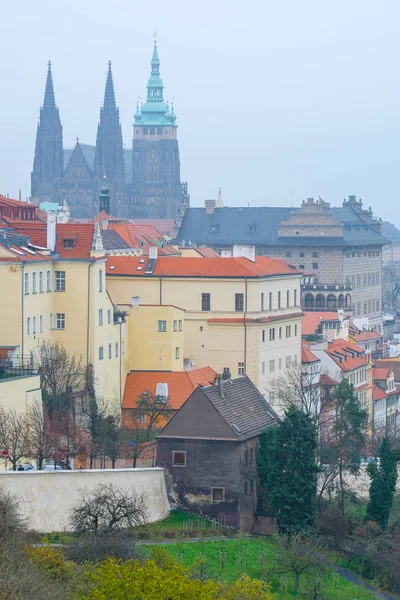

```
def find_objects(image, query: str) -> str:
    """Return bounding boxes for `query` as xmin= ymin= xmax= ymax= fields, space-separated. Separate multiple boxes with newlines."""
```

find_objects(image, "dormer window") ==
xmin=247 ymin=223 xmax=256 ymax=234
xmin=210 ymin=223 xmax=219 ymax=234
xmin=63 ymin=238 xmax=75 ymax=249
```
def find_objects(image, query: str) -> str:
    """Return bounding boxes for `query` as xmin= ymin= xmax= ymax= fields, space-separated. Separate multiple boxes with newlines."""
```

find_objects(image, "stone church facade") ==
xmin=31 ymin=44 xmax=189 ymax=221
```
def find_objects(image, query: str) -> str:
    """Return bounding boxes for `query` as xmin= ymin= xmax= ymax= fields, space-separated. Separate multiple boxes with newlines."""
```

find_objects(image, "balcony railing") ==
xmin=302 ymin=283 xmax=353 ymax=291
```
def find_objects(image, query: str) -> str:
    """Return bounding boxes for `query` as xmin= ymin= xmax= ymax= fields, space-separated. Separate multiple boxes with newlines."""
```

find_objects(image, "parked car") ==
xmin=41 ymin=464 xmax=62 ymax=471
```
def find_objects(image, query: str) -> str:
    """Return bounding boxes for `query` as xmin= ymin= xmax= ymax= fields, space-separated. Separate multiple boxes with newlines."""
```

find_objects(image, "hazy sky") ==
xmin=1 ymin=1 xmax=400 ymax=224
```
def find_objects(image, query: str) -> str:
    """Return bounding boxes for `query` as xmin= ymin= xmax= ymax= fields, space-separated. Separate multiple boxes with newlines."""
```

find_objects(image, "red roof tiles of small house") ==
xmin=301 ymin=345 xmax=320 ymax=363
xmin=106 ymin=255 xmax=299 ymax=278
xmin=320 ymin=373 xmax=338 ymax=386
xmin=5 ymin=219 xmax=48 ymax=247
xmin=372 ymin=368 xmax=391 ymax=380
xmin=350 ymin=329 xmax=381 ymax=342
xmin=376 ymin=359 xmax=400 ymax=382
xmin=194 ymin=247 xmax=220 ymax=258
xmin=122 ymin=367 xmax=217 ymax=410
xmin=302 ymin=311 xmax=340 ymax=336
xmin=0 ymin=346 xmax=17 ymax=361
xmin=373 ymin=384 xmax=387 ymax=401
xmin=326 ymin=339 xmax=368 ymax=372
xmin=55 ymin=223 xmax=95 ymax=259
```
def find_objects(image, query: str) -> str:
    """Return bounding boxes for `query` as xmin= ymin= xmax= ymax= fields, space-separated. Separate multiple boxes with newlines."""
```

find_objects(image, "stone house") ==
xmin=156 ymin=374 xmax=278 ymax=531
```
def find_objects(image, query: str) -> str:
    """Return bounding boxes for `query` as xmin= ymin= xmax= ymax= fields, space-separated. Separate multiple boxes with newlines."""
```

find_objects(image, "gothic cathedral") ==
xmin=31 ymin=42 xmax=190 ymax=222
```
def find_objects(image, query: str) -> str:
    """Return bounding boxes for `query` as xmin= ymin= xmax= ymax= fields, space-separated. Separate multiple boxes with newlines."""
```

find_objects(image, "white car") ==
xmin=42 ymin=464 xmax=62 ymax=471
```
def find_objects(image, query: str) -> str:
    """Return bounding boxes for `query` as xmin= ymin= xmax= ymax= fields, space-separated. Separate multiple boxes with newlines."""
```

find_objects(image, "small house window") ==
xmin=235 ymin=293 xmax=244 ymax=312
xmin=99 ymin=346 xmax=104 ymax=360
xmin=238 ymin=362 xmax=245 ymax=375
xmin=56 ymin=313 xmax=65 ymax=330
xmin=172 ymin=451 xmax=186 ymax=467
xmin=178 ymin=320 xmax=182 ymax=331
xmin=63 ymin=238 xmax=75 ymax=249
xmin=202 ymin=293 xmax=211 ymax=311
xmin=158 ymin=320 xmax=167 ymax=332
xmin=39 ymin=271 xmax=44 ymax=293
xmin=313 ymin=263 xmax=318 ymax=270
xmin=173 ymin=320 xmax=177 ymax=332
xmin=175 ymin=347 xmax=180 ymax=359
xmin=138 ymin=414 xmax=147 ymax=423
xmin=211 ymin=487 xmax=225 ymax=502
xmin=46 ymin=270 xmax=51 ymax=292
xmin=55 ymin=271 xmax=66 ymax=291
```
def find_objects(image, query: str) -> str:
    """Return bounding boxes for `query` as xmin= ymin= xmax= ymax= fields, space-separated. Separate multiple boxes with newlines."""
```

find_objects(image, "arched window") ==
xmin=338 ymin=294 xmax=345 ymax=308
xmin=304 ymin=294 xmax=314 ymax=309
xmin=327 ymin=294 xmax=337 ymax=310
xmin=316 ymin=294 xmax=325 ymax=309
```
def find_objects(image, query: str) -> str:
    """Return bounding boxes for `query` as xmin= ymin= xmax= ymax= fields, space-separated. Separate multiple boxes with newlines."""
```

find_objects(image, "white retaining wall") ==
xmin=0 ymin=467 xmax=169 ymax=532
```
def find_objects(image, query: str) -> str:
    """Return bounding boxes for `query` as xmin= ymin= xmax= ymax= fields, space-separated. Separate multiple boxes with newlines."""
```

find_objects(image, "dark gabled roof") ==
xmin=101 ymin=229 xmax=131 ymax=250
xmin=381 ymin=221 xmax=400 ymax=244
xmin=63 ymin=148 xmax=72 ymax=172
xmin=176 ymin=205 xmax=389 ymax=248
xmin=176 ymin=206 xmax=292 ymax=246
xmin=63 ymin=143 xmax=95 ymax=175
xmin=201 ymin=376 xmax=278 ymax=440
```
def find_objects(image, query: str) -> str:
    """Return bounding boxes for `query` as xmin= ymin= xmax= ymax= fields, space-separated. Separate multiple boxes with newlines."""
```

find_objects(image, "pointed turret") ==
xmin=31 ymin=62 xmax=63 ymax=203
xmin=216 ymin=187 xmax=224 ymax=208
xmin=43 ymin=61 xmax=57 ymax=113
xmin=147 ymin=41 xmax=164 ymax=102
xmin=103 ymin=61 xmax=117 ymax=114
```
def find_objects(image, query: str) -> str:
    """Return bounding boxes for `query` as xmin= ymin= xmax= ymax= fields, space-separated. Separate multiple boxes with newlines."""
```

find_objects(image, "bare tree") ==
xmin=69 ymin=483 xmax=148 ymax=535
xmin=28 ymin=400 xmax=55 ymax=469
xmin=121 ymin=423 xmax=154 ymax=468
xmin=383 ymin=260 xmax=400 ymax=310
xmin=136 ymin=392 xmax=173 ymax=439
xmin=51 ymin=411 xmax=85 ymax=469
xmin=0 ymin=408 xmax=30 ymax=470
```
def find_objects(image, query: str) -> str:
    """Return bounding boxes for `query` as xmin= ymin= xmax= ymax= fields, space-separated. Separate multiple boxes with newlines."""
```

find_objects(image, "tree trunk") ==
xmin=339 ymin=459 xmax=345 ymax=516
xmin=295 ymin=572 xmax=300 ymax=593
xmin=111 ymin=458 xmax=116 ymax=469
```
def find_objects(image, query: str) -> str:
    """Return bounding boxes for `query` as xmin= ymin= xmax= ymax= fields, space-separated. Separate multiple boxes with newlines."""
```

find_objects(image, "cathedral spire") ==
xmin=43 ymin=61 xmax=57 ymax=112
xmin=103 ymin=61 xmax=116 ymax=113
xmin=147 ymin=41 xmax=164 ymax=102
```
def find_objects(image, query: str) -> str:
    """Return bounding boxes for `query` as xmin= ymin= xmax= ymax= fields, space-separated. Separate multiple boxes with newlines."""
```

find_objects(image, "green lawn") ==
xmin=131 ymin=509 xmax=233 ymax=540
xmin=148 ymin=538 xmax=376 ymax=599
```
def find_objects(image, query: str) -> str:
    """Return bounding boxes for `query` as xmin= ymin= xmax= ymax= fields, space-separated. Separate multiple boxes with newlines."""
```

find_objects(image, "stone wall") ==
xmin=0 ymin=467 xmax=169 ymax=532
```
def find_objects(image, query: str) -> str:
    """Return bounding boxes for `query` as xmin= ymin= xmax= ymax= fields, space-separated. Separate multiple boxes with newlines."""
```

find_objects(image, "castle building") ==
xmin=31 ymin=43 xmax=189 ymax=222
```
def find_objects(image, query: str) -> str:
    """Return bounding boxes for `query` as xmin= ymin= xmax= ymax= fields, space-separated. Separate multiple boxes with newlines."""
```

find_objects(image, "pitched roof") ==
xmin=194 ymin=247 xmax=220 ymax=258
xmin=132 ymin=219 xmax=175 ymax=237
xmin=0 ymin=346 xmax=17 ymax=361
xmin=101 ymin=229 xmax=131 ymax=251
xmin=376 ymin=359 xmax=400 ymax=382
xmin=381 ymin=221 xmax=400 ymax=244
xmin=200 ymin=376 xmax=278 ymax=440
xmin=301 ymin=344 xmax=320 ymax=363
xmin=373 ymin=367 xmax=392 ymax=380
xmin=320 ymin=373 xmax=338 ymax=386
xmin=106 ymin=255 xmax=300 ymax=278
xmin=122 ymin=367 xmax=217 ymax=411
xmin=55 ymin=223 xmax=95 ymax=259
xmin=349 ymin=328 xmax=382 ymax=342
xmin=373 ymin=384 xmax=387 ymax=401
xmin=0 ymin=243 xmax=51 ymax=262
xmin=108 ymin=223 xmax=178 ymax=255
xmin=302 ymin=311 xmax=340 ymax=336
xmin=325 ymin=339 xmax=368 ymax=372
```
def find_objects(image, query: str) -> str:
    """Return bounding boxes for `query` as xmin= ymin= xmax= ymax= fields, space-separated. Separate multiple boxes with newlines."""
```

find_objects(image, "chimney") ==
xmin=205 ymin=199 xmax=216 ymax=215
xmin=213 ymin=374 xmax=225 ymax=398
xmin=46 ymin=210 xmax=56 ymax=251
xmin=232 ymin=245 xmax=255 ymax=262
xmin=149 ymin=246 xmax=158 ymax=260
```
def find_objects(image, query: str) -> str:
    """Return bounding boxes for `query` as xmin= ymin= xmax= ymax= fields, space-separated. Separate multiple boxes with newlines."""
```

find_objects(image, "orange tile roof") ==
xmin=132 ymin=219 xmax=175 ymax=236
xmin=0 ymin=346 xmax=17 ymax=361
xmin=326 ymin=339 xmax=368 ymax=371
xmin=122 ymin=367 xmax=217 ymax=410
xmin=301 ymin=344 xmax=319 ymax=363
xmin=350 ymin=330 xmax=381 ymax=342
xmin=373 ymin=384 xmax=387 ymax=401
xmin=106 ymin=255 xmax=299 ymax=278
xmin=302 ymin=311 xmax=340 ymax=336
xmin=0 ymin=195 xmax=34 ymax=208
xmin=373 ymin=368 xmax=391 ymax=380
xmin=376 ymin=359 xmax=400 ymax=382
xmin=194 ymin=247 xmax=220 ymax=258
xmin=320 ymin=373 xmax=338 ymax=386
xmin=0 ymin=244 xmax=51 ymax=262
xmin=55 ymin=223 xmax=95 ymax=259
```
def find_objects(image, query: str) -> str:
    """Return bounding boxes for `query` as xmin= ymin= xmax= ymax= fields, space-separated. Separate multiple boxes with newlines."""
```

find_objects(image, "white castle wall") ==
xmin=0 ymin=467 xmax=169 ymax=532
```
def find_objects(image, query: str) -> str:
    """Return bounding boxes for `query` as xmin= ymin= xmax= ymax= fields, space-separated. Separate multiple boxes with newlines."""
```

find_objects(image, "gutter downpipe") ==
xmin=21 ymin=263 xmax=25 ymax=360
xmin=244 ymin=278 xmax=248 ymax=372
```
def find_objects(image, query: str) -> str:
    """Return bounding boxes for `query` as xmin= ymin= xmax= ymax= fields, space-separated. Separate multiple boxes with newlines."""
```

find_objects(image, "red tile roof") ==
xmin=376 ymin=359 xmax=400 ymax=382
xmin=132 ymin=219 xmax=175 ymax=237
xmin=194 ymin=247 xmax=220 ymax=258
xmin=373 ymin=384 xmax=387 ymax=401
xmin=106 ymin=255 xmax=300 ymax=278
xmin=320 ymin=373 xmax=338 ymax=386
xmin=55 ymin=223 xmax=95 ymax=259
xmin=0 ymin=195 xmax=34 ymax=208
xmin=301 ymin=344 xmax=319 ymax=363
xmin=302 ymin=311 xmax=341 ymax=336
xmin=326 ymin=339 xmax=368 ymax=372
xmin=122 ymin=367 xmax=217 ymax=410
xmin=350 ymin=330 xmax=382 ymax=342
xmin=0 ymin=244 xmax=51 ymax=262
xmin=0 ymin=346 xmax=17 ymax=361
xmin=373 ymin=368 xmax=391 ymax=380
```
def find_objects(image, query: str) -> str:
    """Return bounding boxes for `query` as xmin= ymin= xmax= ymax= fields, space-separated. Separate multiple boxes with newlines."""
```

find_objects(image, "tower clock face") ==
xmin=147 ymin=152 xmax=158 ymax=165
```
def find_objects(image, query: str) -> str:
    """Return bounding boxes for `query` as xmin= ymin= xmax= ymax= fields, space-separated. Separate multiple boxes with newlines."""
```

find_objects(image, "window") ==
xmin=108 ymin=344 xmax=112 ymax=359
xmin=299 ymin=251 xmax=305 ymax=257
xmin=261 ymin=361 xmax=265 ymax=375
xmin=279 ymin=358 xmax=282 ymax=370
xmin=55 ymin=271 xmax=65 ymax=291
xmin=261 ymin=293 xmax=264 ymax=311
xmin=269 ymin=359 xmax=275 ymax=372
xmin=269 ymin=292 xmax=272 ymax=310
xmin=32 ymin=272 xmax=37 ymax=293
xmin=211 ymin=487 xmax=225 ymax=502
xmin=294 ymin=290 xmax=297 ymax=306
xmin=115 ymin=342 xmax=119 ymax=358
xmin=178 ymin=320 xmax=182 ymax=331
xmin=287 ymin=290 xmax=290 ymax=307
xmin=312 ymin=252 xmax=319 ymax=257
xmin=238 ymin=362 xmax=245 ymax=375
xmin=279 ymin=327 xmax=282 ymax=339
xmin=99 ymin=309 xmax=103 ymax=326
xmin=172 ymin=451 xmax=186 ymax=467
xmin=285 ymin=251 xmax=292 ymax=257
xmin=175 ymin=347 xmax=180 ymax=359
xmin=313 ymin=263 xmax=318 ymax=269
xmin=39 ymin=315 xmax=43 ymax=333
xmin=108 ymin=309 xmax=111 ymax=324
xmin=27 ymin=317 xmax=31 ymax=336
xmin=173 ymin=320 xmax=177 ymax=332
xmin=286 ymin=325 xmax=291 ymax=338
xmin=269 ymin=328 xmax=275 ymax=341
xmin=56 ymin=313 xmax=65 ymax=330
xmin=235 ymin=293 xmax=244 ymax=312
xmin=33 ymin=316 xmax=36 ymax=335
xmin=50 ymin=313 xmax=53 ymax=330
xmin=299 ymin=264 xmax=305 ymax=270
xmin=99 ymin=346 xmax=104 ymax=360
xmin=46 ymin=270 xmax=51 ymax=292
xmin=262 ymin=329 xmax=265 ymax=343
xmin=286 ymin=356 xmax=291 ymax=368
xmin=143 ymin=127 xmax=148 ymax=134
xmin=138 ymin=414 xmax=147 ymax=423
xmin=201 ymin=293 xmax=211 ymax=311
xmin=158 ymin=320 xmax=167 ymax=332
xmin=278 ymin=291 xmax=281 ymax=308
xmin=157 ymin=127 xmax=162 ymax=135
xmin=294 ymin=324 xmax=298 ymax=336
xmin=24 ymin=272 xmax=29 ymax=294
xmin=39 ymin=271 xmax=44 ymax=293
